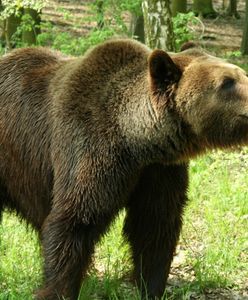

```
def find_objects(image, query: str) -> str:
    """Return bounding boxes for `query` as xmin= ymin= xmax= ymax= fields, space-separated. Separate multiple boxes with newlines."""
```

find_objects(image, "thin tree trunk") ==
xmin=241 ymin=0 xmax=248 ymax=55
xmin=95 ymin=0 xmax=104 ymax=29
xmin=227 ymin=0 xmax=240 ymax=18
xmin=142 ymin=0 xmax=176 ymax=51
xmin=193 ymin=0 xmax=217 ymax=18
xmin=130 ymin=13 xmax=145 ymax=43
xmin=5 ymin=12 xmax=22 ymax=49
xmin=22 ymin=8 xmax=41 ymax=45
xmin=171 ymin=0 xmax=187 ymax=17
xmin=0 ymin=0 xmax=5 ymax=44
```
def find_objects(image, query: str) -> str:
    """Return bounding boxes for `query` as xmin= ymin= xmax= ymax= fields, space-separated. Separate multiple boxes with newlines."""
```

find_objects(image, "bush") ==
xmin=173 ymin=12 xmax=200 ymax=52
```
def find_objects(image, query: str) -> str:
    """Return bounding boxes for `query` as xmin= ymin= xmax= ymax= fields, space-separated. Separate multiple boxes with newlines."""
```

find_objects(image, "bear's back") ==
xmin=0 ymin=47 xmax=62 ymax=148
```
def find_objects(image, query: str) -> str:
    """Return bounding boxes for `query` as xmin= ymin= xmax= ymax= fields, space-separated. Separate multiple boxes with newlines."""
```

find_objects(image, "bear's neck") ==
xmin=116 ymin=78 xmax=204 ymax=166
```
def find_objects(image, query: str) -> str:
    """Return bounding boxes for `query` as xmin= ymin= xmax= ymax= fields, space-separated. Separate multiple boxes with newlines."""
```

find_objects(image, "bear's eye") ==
xmin=220 ymin=77 xmax=235 ymax=90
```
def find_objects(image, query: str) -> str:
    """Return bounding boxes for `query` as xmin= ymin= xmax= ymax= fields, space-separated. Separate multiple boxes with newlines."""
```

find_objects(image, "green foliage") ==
xmin=223 ymin=51 xmax=248 ymax=73
xmin=88 ymin=0 xmax=126 ymax=34
xmin=37 ymin=21 xmax=116 ymax=56
xmin=0 ymin=1 xmax=44 ymax=48
xmin=0 ymin=0 xmax=45 ymax=19
xmin=56 ymin=7 xmax=73 ymax=21
xmin=109 ymin=0 xmax=142 ymax=16
xmin=89 ymin=0 xmax=142 ymax=36
xmin=20 ymin=14 xmax=34 ymax=32
xmin=93 ymin=0 xmax=142 ymax=19
xmin=37 ymin=0 xmax=142 ymax=56
xmin=173 ymin=12 xmax=199 ymax=52
xmin=225 ymin=50 xmax=242 ymax=58
xmin=11 ymin=13 xmax=38 ymax=47
xmin=120 ymin=0 xmax=142 ymax=14
xmin=0 ymin=0 xmax=142 ymax=55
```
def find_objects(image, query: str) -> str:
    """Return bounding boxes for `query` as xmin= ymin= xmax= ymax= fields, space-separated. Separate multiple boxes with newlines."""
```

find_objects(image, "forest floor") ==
xmin=191 ymin=0 xmax=245 ymax=54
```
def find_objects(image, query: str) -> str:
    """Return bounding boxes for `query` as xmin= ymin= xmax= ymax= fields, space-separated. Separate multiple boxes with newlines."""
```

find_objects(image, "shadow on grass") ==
xmin=78 ymin=273 xmax=247 ymax=300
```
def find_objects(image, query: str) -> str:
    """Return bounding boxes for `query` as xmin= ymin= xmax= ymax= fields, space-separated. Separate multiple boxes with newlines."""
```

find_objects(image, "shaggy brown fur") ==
xmin=1 ymin=39 xmax=248 ymax=300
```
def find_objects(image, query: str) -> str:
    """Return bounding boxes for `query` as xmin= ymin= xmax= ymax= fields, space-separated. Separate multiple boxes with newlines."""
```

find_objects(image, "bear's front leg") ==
xmin=36 ymin=209 xmax=114 ymax=300
xmin=124 ymin=163 xmax=189 ymax=299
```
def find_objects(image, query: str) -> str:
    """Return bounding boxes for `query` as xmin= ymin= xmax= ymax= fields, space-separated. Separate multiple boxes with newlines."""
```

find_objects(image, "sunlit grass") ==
xmin=0 ymin=215 xmax=41 ymax=299
xmin=184 ymin=150 xmax=248 ymax=291
xmin=0 ymin=150 xmax=247 ymax=299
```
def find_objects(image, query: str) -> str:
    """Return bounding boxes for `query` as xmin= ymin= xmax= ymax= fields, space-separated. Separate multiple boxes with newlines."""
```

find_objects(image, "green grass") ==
xmin=0 ymin=150 xmax=247 ymax=299
xmin=0 ymin=216 xmax=41 ymax=299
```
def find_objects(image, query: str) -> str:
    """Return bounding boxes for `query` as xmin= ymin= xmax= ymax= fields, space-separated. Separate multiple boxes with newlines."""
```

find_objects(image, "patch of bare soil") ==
xmin=43 ymin=0 xmax=95 ymax=36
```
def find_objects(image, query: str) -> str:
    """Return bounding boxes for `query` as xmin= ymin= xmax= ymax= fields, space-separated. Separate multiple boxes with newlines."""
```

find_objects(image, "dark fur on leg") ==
xmin=124 ymin=163 xmax=189 ymax=299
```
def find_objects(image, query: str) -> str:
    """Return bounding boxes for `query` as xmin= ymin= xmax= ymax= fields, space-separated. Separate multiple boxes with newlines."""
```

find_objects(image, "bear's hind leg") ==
xmin=124 ymin=163 xmax=189 ymax=299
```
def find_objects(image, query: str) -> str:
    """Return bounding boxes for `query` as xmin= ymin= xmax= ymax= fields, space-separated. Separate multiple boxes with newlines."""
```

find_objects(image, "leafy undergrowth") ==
xmin=0 ymin=150 xmax=247 ymax=299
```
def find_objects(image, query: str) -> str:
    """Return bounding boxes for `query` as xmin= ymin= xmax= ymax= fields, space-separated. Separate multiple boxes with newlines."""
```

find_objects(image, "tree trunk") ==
xmin=5 ymin=12 xmax=22 ymax=49
xmin=130 ymin=13 xmax=145 ymax=43
xmin=95 ymin=0 xmax=104 ymax=29
xmin=241 ymin=0 xmax=248 ymax=55
xmin=193 ymin=0 xmax=217 ymax=18
xmin=0 ymin=0 xmax=5 ymax=45
xmin=142 ymin=0 xmax=176 ymax=51
xmin=226 ymin=0 xmax=240 ymax=19
xmin=171 ymin=0 xmax=187 ymax=17
xmin=22 ymin=8 xmax=41 ymax=45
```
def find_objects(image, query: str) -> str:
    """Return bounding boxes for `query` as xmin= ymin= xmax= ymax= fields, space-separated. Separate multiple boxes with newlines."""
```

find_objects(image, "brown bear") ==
xmin=0 ymin=38 xmax=248 ymax=300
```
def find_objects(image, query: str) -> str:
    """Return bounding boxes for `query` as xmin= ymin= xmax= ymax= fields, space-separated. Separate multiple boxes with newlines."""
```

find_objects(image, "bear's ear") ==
xmin=148 ymin=49 xmax=181 ymax=91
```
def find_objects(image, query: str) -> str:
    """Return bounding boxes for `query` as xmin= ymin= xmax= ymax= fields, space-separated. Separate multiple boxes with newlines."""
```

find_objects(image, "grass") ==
xmin=0 ymin=150 xmax=247 ymax=300
xmin=183 ymin=150 xmax=248 ymax=293
xmin=0 ymin=216 xmax=41 ymax=299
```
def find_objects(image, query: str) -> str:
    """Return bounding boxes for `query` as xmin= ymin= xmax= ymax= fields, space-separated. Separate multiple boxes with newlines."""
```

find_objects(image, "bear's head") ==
xmin=148 ymin=47 xmax=248 ymax=159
